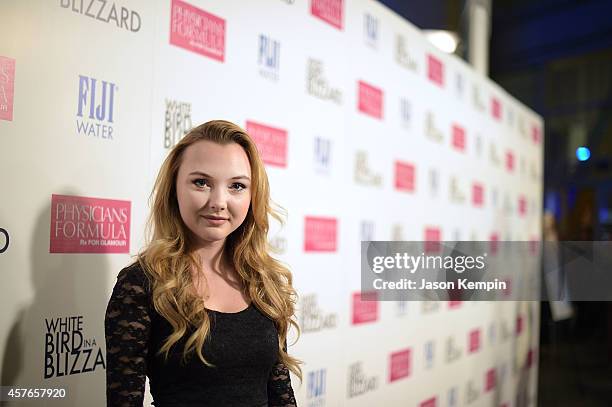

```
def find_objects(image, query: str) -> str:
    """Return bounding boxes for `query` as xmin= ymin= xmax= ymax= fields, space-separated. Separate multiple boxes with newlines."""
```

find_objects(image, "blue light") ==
xmin=576 ymin=147 xmax=591 ymax=161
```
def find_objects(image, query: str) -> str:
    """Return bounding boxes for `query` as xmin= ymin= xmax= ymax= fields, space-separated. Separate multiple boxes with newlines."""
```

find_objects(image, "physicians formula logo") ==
xmin=311 ymin=0 xmax=343 ymax=30
xmin=307 ymin=59 xmax=342 ymax=104
xmin=357 ymin=80 xmax=383 ymax=119
xmin=394 ymin=161 xmax=415 ymax=192
xmin=300 ymin=294 xmax=337 ymax=333
xmin=258 ymin=34 xmax=280 ymax=81
xmin=307 ymin=368 xmax=326 ymax=406
xmin=49 ymin=194 xmax=130 ymax=254
xmin=304 ymin=216 xmax=337 ymax=252
xmin=59 ymin=0 xmax=141 ymax=32
xmin=484 ymin=368 xmax=496 ymax=392
xmin=352 ymin=292 xmax=378 ymax=324
xmin=389 ymin=348 xmax=411 ymax=382
xmin=518 ymin=195 xmax=527 ymax=217
xmin=170 ymin=0 xmax=225 ymax=62
xmin=246 ymin=120 xmax=288 ymax=168
xmin=491 ymin=97 xmax=502 ymax=121
xmin=505 ymin=150 xmax=514 ymax=172
xmin=420 ymin=396 xmax=437 ymax=407
xmin=395 ymin=34 xmax=418 ymax=71
xmin=451 ymin=124 xmax=465 ymax=151
xmin=76 ymin=75 xmax=117 ymax=139
xmin=532 ymin=124 xmax=542 ymax=144
xmin=363 ymin=13 xmax=378 ymax=48
xmin=424 ymin=227 xmax=441 ymax=253
xmin=314 ymin=136 xmax=332 ymax=174
xmin=472 ymin=183 xmax=484 ymax=207
xmin=427 ymin=54 xmax=444 ymax=87
xmin=164 ymin=98 xmax=192 ymax=149
xmin=347 ymin=362 xmax=378 ymax=397
xmin=0 ymin=56 xmax=15 ymax=121
xmin=468 ymin=328 xmax=481 ymax=353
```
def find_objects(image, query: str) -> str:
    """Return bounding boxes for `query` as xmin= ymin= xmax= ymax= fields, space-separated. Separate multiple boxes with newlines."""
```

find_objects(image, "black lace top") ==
xmin=104 ymin=263 xmax=297 ymax=407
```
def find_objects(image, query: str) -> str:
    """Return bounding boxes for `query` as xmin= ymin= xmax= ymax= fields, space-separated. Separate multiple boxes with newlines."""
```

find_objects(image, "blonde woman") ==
xmin=105 ymin=120 xmax=301 ymax=406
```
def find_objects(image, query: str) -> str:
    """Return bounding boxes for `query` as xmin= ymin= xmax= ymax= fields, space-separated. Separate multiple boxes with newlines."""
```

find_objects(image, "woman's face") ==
xmin=175 ymin=140 xmax=252 ymax=247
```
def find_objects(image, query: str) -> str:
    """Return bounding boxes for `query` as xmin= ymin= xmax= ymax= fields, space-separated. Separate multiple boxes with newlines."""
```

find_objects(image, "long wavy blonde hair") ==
xmin=136 ymin=120 xmax=302 ymax=381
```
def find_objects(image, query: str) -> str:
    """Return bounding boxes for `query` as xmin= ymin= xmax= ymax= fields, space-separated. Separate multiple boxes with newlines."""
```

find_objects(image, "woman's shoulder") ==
xmin=116 ymin=260 xmax=152 ymax=293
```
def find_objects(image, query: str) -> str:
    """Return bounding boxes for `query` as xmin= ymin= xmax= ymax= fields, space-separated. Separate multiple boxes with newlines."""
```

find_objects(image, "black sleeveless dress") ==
xmin=104 ymin=263 xmax=297 ymax=406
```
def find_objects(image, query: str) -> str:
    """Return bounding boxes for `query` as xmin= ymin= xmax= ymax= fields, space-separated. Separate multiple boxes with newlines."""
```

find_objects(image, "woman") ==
xmin=105 ymin=120 xmax=301 ymax=406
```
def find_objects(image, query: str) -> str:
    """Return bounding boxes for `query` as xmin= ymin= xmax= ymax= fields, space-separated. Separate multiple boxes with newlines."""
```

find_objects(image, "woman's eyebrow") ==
xmin=188 ymin=171 xmax=251 ymax=181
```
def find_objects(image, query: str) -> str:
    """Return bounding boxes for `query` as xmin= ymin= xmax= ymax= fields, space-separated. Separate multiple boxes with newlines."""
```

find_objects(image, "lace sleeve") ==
xmin=267 ymin=339 xmax=297 ymax=407
xmin=104 ymin=264 xmax=152 ymax=407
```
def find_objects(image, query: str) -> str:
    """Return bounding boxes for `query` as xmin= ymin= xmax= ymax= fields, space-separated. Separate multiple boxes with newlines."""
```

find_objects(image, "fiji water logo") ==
xmin=76 ymin=75 xmax=117 ymax=139
xmin=0 ymin=56 xmax=16 ymax=121
xmin=400 ymin=98 xmax=412 ymax=129
xmin=447 ymin=386 xmax=458 ymax=407
xmin=307 ymin=369 xmax=326 ymax=406
xmin=258 ymin=34 xmax=280 ymax=81
xmin=314 ymin=137 xmax=332 ymax=174
xmin=360 ymin=220 xmax=374 ymax=241
xmin=363 ymin=13 xmax=378 ymax=48
xmin=424 ymin=340 xmax=435 ymax=369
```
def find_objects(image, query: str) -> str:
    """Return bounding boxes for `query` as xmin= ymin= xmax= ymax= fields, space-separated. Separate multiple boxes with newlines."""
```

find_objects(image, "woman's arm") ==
xmin=267 ymin=339 xmax=297 ymax=407
xmin=104 ymin=265 xmax=152 ymax=407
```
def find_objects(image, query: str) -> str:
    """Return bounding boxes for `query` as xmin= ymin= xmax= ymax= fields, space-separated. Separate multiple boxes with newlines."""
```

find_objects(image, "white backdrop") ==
xmin=0 ymin=0 xmax=543 ymax=406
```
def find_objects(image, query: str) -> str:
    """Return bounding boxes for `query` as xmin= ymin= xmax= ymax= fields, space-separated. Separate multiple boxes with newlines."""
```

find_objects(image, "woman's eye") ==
xmin=193 ymin=179 xmax=210 ymax=188
xmin=231 ymin=183 xmax=247 ymax=191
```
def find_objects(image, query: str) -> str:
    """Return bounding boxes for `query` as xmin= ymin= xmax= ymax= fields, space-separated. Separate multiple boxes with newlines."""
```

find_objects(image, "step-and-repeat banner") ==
xmin=1 ymin=0 xmax=543 ymax=406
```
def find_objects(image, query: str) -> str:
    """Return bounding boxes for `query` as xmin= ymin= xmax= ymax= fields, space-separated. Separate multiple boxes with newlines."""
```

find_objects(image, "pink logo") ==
xmin=532 ymin=125 xmax=542 ymax=144
xmin=311 ymin=0 xmax=344 ymax=30
xmin=304 ymin=216 xmax=337 ymax=252
xmin=472 ymin=183 xmax=484 ymax=207
xmin=352 ymin=291 xmax=378 ymax=324
xmin=527 ymin=347 xmax=536 ymax=368
xmin=427 ymin=54 xmax=444 ymax=86
xmin=489 ymin=232 xmax=499 ymax=254
xmin=170 ymin=0 xmax=225 ymax=62
xmin=502 ymin=278 xmax=512 ymax=297
xmin=485 ymin=368 xmax=496 ymax=391
xmin=505 ymin=150 xmax=514 ymax=172
xmin=0 ymin=56 xmax=16 ymax=121
xmin=246 ymin=120 xmax=288 ymax=168
xmin=420 ymin=396 xmax=437 ymax=407
xmin=50 ymin=194 xmax=130 ymax=254
xmin=394 ymin=161 xmax=415 ymax=192
xmin=518 ymin=195 xmax=527 ymax=216
xmin=448 ymin=301 xmax=462 ymax=309
xmin=468 ymin=328 xmax=481 ymax=353
xmin=424 ymin=227 xmax=441 ymax=253
xmin=452 ymin=124 xmax=465 ymax=151
xmin=389 ymin=348 xmax=411 ymax=382
xmin=516 ymin=315 xmax=523 ymax=335
xmin=491 ymin=97 xmax=502 ymax=120
xmin=358 ymin=80 xmax=383 ymax=119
